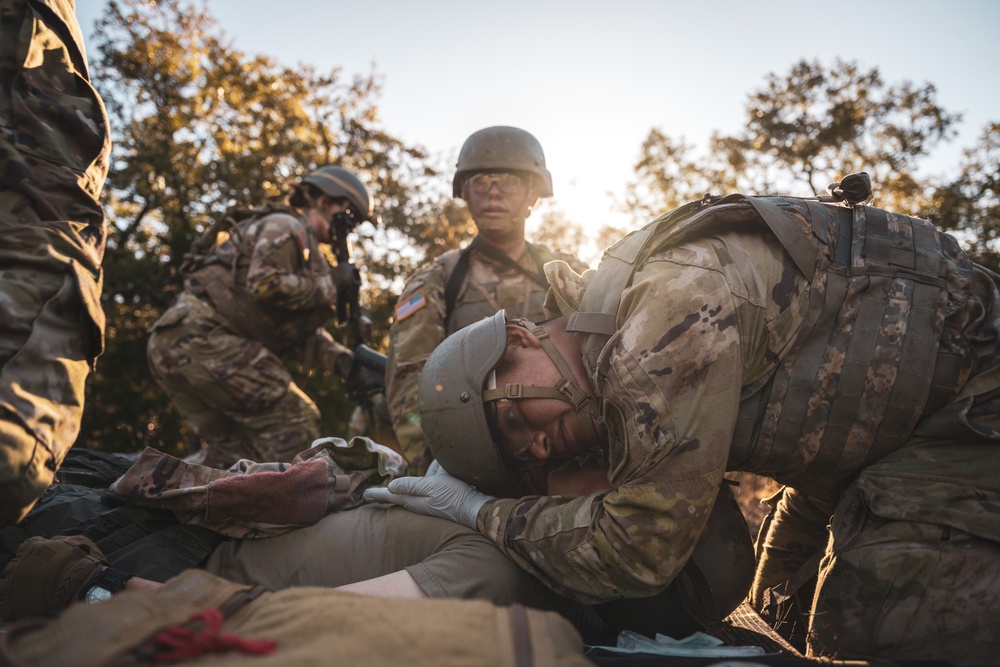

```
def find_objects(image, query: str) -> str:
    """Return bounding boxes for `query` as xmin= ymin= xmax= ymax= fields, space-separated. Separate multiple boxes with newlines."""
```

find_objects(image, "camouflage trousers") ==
xmin=0 ymin=0 xmax=110 ymax=525
xmin=752 ymin=389 xmax=1000 ymax=665
xmin=146 ymin=293 xmax=322 ymax=468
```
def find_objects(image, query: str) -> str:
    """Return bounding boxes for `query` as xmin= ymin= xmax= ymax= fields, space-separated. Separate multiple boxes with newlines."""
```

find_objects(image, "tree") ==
xmin=529 ymin=209 xmax=592 ymax=266
xmin=81 ymin=0 xmax=455 ymax=455
xmin=624 ymin=59 xmax=961 ymax=226
xmin=623 ymin=130 xmax=722 ymax=221
xmin=928 ymin=122 xmax=1000 ymax=272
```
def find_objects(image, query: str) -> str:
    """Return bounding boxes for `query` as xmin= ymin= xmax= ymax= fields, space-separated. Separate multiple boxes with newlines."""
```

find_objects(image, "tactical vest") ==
xmin=567 ymin=194 xmax=976 ymax=501
xmin=183 ymin=207 xmax=334 ymax=355
xmin=439 ymin=239 xmax=550 ymax=334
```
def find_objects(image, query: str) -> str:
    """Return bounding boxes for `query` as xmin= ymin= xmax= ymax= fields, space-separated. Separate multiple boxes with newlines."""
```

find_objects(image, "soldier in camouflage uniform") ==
xmin=386 ymin=126 xmax=587 ymax=473
xmin=369 ymin=180 xmax=1000 ymax=665
xmin=146 ymin=167 xmax=374 ymax=468
xmin=0 ymin=0 xmax=111 ymax=525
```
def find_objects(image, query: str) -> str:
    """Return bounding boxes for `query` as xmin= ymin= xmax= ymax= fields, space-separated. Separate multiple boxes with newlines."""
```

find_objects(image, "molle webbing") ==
xmin=753 ymin=205 xmax=971 ymax=495
xmin=182 ymin=210 xmax=328 ymax=354
xmin=566 ymin=196 xmax=974 ymax=498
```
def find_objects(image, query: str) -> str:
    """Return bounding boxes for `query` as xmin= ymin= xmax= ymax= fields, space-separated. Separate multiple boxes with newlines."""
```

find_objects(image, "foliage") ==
xmin=81 ymin=0 xmax=460 ymax=454
xmin=730 ymin=59 xmax=959 ymax=201
xmin=622 ymin=58 xmax=968 ymax=228
xmin=927 ymin=123 xmax=1000 ymax=271
xmin=528 ymin=208 xmax=592 ymax=266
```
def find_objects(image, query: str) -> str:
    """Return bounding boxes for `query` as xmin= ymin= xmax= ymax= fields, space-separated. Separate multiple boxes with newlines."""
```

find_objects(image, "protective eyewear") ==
xmin=466 ymin=172 xmax=527 ymax=195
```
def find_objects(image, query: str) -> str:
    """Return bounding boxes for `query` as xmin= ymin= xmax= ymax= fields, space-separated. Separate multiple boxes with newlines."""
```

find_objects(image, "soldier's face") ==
xmin=491 ymin=326 xmax=590 ymax=464
xmin=464 ymin=172 xmax=539 ymax=241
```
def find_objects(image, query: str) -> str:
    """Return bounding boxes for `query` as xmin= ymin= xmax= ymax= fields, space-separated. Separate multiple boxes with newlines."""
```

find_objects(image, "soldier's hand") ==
xmin=363 ymin=469 xmax=493 ymax=529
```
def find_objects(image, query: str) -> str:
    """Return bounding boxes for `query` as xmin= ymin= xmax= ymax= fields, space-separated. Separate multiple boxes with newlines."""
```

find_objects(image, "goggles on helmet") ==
xmin=466 ymin=172 xmax=527 ymax=195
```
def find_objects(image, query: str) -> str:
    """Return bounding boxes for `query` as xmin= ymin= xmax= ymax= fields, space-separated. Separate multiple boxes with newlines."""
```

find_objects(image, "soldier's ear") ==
xmin=505 ymin=324 xmax=542 ymax=351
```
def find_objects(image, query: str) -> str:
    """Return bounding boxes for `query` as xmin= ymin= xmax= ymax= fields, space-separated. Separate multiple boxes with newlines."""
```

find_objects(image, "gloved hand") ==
xmin=363 ymin=468 xmax=494 ymax=529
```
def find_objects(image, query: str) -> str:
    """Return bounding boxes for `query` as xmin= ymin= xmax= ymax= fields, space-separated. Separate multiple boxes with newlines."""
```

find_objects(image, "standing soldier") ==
xmin=386 ymin=126 xmax=588 ymax=473
xmin=0 ymin=0 xmax=112 ymax=525
xmin=146 ymin=167 xmax=374 ymax=468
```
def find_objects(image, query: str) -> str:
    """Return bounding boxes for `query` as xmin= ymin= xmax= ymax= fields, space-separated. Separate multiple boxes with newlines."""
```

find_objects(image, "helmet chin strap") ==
xmin=482 ymin=319 xmax=605 ymax=453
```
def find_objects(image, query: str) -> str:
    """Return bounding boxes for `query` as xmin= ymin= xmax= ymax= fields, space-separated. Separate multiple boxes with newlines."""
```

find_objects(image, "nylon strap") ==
xmin=443 ymin=237 xmax=549 ymax=331
xmin=744 ymin=197 xmax=817 ymax=280
xmin=484 ymin=319 xmax=604 ymax=451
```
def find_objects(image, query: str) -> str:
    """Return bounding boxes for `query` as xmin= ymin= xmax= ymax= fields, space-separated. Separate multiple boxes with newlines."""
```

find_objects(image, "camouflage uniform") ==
xmin=477 ymin=198 xmax=1000 ymax=664
xmin=147 ymin=210 xmax=352 ymax=468
xmin=386 ymin=241 xmax=586 ymax=473
xmin=0 ymin=0 xmax=111 ymax=525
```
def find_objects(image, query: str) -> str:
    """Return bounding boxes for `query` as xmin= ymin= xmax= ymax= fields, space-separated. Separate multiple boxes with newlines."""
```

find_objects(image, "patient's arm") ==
xmin=335 ymin=570 xmax=428 ymax=598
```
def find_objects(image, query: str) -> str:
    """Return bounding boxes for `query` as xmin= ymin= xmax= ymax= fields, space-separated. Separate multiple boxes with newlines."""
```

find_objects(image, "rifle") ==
xmin=331 ymin=211 xmax=371 ymax=350
xmin=330 ymin=212 xmax=387 ymax=406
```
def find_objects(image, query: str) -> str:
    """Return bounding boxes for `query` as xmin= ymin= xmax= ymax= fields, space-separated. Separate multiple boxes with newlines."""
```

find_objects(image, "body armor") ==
xmin=183 ymin=207 xmax=334 ymax=355
xmin=567 ymin=195 xmax=977 ymax=501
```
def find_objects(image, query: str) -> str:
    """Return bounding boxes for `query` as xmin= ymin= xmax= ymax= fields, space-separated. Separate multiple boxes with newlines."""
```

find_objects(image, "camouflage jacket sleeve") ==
xmin=109 ymin=437 xmax=407 ymax=539
xmin=478 ymin=230 xmax=810 ymax=604
xmin=385 ymin=260 xmax=449 ymax=471
xmin=244 ymin=213 xmax=337 ymax=310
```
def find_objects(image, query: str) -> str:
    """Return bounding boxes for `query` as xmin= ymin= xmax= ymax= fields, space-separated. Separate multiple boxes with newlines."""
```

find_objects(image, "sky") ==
xmin=75 ymin=0 xmax=999 ymax=256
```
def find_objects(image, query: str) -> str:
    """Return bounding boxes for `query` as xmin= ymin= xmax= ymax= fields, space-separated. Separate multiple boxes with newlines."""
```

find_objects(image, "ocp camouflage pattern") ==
xmin=110 ymin=436 xmax=407 ymax=539
xmin=477 ymin=198 xmax=1000 ymax=663
xmin=386 ymin=241 xmax=587 ymax=473
xmin=0 ymin=0 xmax=111 ymax=524
xmin=147 ymin=210 xmax=346 ymax=467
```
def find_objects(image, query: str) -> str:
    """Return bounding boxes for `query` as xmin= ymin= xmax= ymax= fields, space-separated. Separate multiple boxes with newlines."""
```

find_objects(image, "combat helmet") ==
xmin=301 ymin=166 xmax=375 ymax=223
xmin=452 ymin=126 xmax=553 ymax=199
xmin=418 ymin=310 xmax=602 ymax=496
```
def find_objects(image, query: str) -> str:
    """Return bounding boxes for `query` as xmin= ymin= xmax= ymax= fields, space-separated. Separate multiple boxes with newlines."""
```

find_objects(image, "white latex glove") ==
xmin=425 ymin=459 xmax=445 ymax=476
xmin=363 ymin=468 xmax=493 ymax=529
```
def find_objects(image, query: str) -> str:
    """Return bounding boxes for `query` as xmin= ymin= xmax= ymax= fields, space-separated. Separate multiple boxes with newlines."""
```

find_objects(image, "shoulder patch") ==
xmin=395 ymin=289 xmax=426 ymax=321
xmin=294 ymin=228 xmax=310 ymax=262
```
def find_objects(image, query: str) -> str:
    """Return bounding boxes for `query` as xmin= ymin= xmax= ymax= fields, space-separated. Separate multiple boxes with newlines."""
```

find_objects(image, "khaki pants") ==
xmin=205 ymin=504 xmax=558 ymax=608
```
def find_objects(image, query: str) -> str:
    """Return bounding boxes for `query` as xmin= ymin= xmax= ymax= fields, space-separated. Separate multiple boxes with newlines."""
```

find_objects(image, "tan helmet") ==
xmin=418 ymin=311 xmax=519 ymax=496
xmin=418 ymin=311 xmax=603 ymax=496
xmin=301 ymin=166 xmax=375 ymax=223
xmin=452 ymin=126 xmax=553 ymax=199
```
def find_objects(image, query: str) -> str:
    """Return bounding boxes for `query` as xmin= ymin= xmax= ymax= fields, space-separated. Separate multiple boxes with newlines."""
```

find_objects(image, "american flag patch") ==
xmin=395 ymin=289 xmax=426 ymax=321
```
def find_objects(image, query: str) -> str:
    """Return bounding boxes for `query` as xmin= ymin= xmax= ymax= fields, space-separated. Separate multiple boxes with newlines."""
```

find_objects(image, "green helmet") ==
xmin=301 ymin=166 xmax=375 ymax=223
xmin=419 ymin=310 xmax=603 ymax=496
xmin=452 ymin=126 xmax=553 ymax=199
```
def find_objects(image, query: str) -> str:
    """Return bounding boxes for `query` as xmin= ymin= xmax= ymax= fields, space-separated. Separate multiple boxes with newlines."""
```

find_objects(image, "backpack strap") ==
xmin=566 ymin=197 xmax=710 ymax=371
xmin=442 ymin=236 xmax=550 ymax=331
xmin=443 ymin=246 xmax=475 ymax=332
